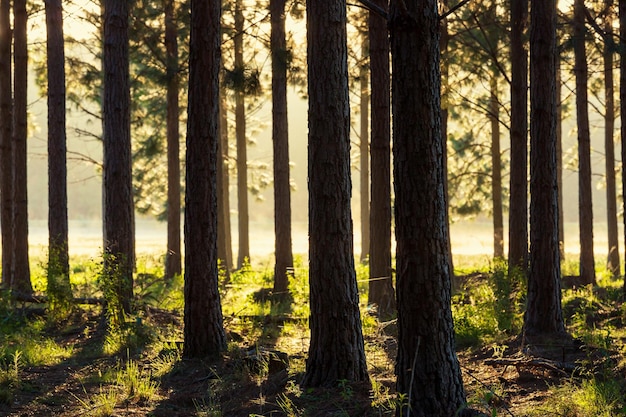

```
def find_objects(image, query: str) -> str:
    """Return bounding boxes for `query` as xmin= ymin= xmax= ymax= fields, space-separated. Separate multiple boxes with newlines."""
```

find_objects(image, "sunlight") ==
xmin=558 ymin=0 xmax=574 ymax=12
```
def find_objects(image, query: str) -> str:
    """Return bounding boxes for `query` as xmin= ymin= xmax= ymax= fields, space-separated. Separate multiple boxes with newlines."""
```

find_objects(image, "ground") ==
xmin=1 ymin=302 xmax=623 ymax=417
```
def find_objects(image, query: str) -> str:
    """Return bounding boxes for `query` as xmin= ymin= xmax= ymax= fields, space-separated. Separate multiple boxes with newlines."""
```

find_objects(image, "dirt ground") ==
xmin=1 ymin=307 xmax=623 ymax=417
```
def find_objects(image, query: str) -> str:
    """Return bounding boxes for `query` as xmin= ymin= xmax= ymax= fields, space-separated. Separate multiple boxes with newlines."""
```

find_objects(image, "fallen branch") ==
xmin=10 ymin=292 xmax=104 ymax=305
xmin=485 ymin=357 xmax=584 ymax=377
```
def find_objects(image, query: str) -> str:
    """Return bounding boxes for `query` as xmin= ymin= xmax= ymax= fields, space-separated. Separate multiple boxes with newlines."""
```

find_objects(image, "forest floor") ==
xmin=1 ymin=261 xmax=626 ymax=416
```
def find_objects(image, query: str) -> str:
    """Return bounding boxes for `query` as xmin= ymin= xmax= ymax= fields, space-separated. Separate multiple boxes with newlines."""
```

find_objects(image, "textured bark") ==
xmin=557 ymin=57 xmax=564 ymax=258
xmin=270 ymin=0 xmax=293 ymax=301
xmin=508 ymin=0 xmax=528 ymax=272
xmin=604 ymin=0 xmax=620 ymax=277
xmin=368 ymin=0 xmax=395 ymax=319
xmin=390 ymin=1 xmax=466 ymax=415
xmin=12 ymin=0 xmax=31 ymax=293
xmin=525 ymin=0 xmax=565 ymax=336
xmin=46 ymin=0 xmax=71 ymax=295
xmin=0 ymin=0 xmax=13 ymax=288
xmin=620 ymin=0 xmax=626 ymax=295
xmin=303 ymin=0 xmax=368 ymax=387
xmin=218 ymin=93 xmax=233 ymax=276
xmin=184 ymin=0 xmax=227 ymax=358
xmin=573 ymin=0 xmax=596 ymax=286
xmin=235 ymin=0 xmax=250 ymax=269
xmin=103 ymin=0 xmax=134 ymax=314
xmin=359 ymin=28 xmax=370 ymax=263
xmin=165 ymin=0 xmax=182 ymax=281
xmin=490 ymin=75 xmax=503 ymax=260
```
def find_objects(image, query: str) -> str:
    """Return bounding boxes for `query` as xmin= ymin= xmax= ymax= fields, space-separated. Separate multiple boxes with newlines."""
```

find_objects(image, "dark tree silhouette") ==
xmin=103 ymin=0 xmax=135 ymax=315
xmin=390 ymin=0 xmax=466 ymax=415
xmin=183 ymin=0 xmax=227 ymax=358
xmin=524 ymin=0 xmax=565 ymax=336
xmin=303 ymin=0 xmax=368 ymax=387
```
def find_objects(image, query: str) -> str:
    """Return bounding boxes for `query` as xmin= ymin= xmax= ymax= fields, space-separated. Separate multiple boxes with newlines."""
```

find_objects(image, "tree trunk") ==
xmin=12 ymin=0 xmax=31 ymax=294
xmin=525 ymin=0 xmax=566 ymax=336
xmin=620 ymin=0 xmax=626 ymax=295
xmin=270 ymin=0 xmax=293 ymax=302
xmin=218 ymin=93 xmax=233 ymax=276
xmin=557 ymin=54 xmax=565 ymax=259
xmin=490 ymin=74 xmax=503 ymax=260
xmin=508 ymin=0 xmax=528 ymax=272
xmin=359 ymin=28 xmax=370 ymax=264
xmin=103 ymin=0 xmax=134 ymax=316
xmin=184 ymin=0 xmax=227 ymax=358
xmin=235 ymin=0 xmax=250 ymax=269
xmin=165 ymin=0 xmax=182 ymax=281
xmin=368 ymin=0 xmax=395 ymax=319
xmin=390 ymin=1 xmax=466 ymax=415
xmin=573 ymin=0 xmax=596 ymax=286
xmin=46 ymin=0 xmax=71 ymax=301
xmin=303 ymin=0 xmax=368 ymax=387
xmin=0 ymin=0 xmax=13 ymax=289
xmin=604 ymin=0 xmax=620 ymax=277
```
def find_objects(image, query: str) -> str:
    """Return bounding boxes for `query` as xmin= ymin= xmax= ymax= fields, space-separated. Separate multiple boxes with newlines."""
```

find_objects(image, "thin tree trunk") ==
xmin=218 ymin=93 xmax=233 ymax=276
xmin=165 ymin=0 xmax=182 ymax=281
xmin=12 ymin=0 xmax=31 ymax=293
xmin=0 ymin=0 xmax=13 ymax=289
xmin=368 ymin=0 xmax=395 ymax=319
xmin=604 ymin=0 xmax=620 ymax=277
xmin=557 ymin=54 xmax=565 ymax=259
xmin=508 ymin=0 xmax=528 ymax=272
xmin=46 ymin=0 xmax=71 ymax=301
xmin=359 ymin=27 xmax=370 ymax=263
xmin=490 ymin=75 xmax=503 ymax=259
xmin=620 ymin=0 xmax=626 ymax=295
xmin=270 ymin=0 xmax=293 ymax=301
xmin=573 ymin=0 xmax=596 ymax=285
xmin=234 ymin=0 xmax=250 ymax=269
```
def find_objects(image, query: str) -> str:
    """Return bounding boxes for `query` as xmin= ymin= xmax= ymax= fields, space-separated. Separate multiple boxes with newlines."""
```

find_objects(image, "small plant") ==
xmin=115 ymin=358 xmax=159 ymax=403
xmin=45 ymin=246 xmax=74 ymax=321
xmin=276 ymin=392 xmax=302 ymax=417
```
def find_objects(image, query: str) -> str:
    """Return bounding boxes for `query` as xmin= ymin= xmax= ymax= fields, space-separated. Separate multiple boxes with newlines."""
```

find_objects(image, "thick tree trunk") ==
xmin=103 ymin=0 xmax=135 ymax=316
xmin=234 ymin=0 xmax=250 ymax=269
xmin=490 ymin=75 xmax=503 ymax=259
xmin=573 ymin=0 xmax=596 ymax=286
xmin=184 ymin=0 xmax=227 ymax=358
xmin=304 ymin=0 xmax=368 ymax=387
xmin=604 ymin=0 xmax=620 ymax=277
xmin=165 ymin=0 xmax=182 ymax=281
xmin=390 ymin=1 xmax=466 ymax=415
xmin=12 ymin=0 xmax=31 ymax=293
xmin=46 ymin=0 xmax=71 ymax=300
xmin=508 ymin=0 xmax=528 ymax=272
xmin=525 ymin=0 xmax=565 ymax=336
xmin=0 ymin=0 xmax=13 ymax=289
xmin=368 ymin=0 xmax=395 ymax=319
xmin=270 ymin=0 xmax=293 ymax=302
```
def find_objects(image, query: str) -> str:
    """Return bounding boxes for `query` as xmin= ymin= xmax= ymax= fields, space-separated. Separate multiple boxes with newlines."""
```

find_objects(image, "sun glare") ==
xmin=558 ymin=0 xmax=574 ymax=12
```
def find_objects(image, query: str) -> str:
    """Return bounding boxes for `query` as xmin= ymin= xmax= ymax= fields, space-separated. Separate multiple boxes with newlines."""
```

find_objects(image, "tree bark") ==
xmin=490 ymin=74 xmax=503 ymax=259
xmin=368 ymin=0 xmax=395 ymax=319
xmin=235 ymin=0 xmax=250 ymax=269
xmin=573 ymin=0 xmax=596 ymax=286
xmin=620 ymin=0 xmax=626 ymax=295
xmin=46 ymin=0 xmax=71 ymax=300
xmin=103 ymin=0 xmax=135 ymax=316
xmin=184 ymin=0 xmax=227 ymax=358
xmin=270 ymin=0 xmax=294 ymax=302
xmin=218 ymin=93 xmax=233 ymax=276
xmin=0 ymin=0 xmax=13 ymax=289
xmin=359 ymin=27 xmax=370 ymax=264
xmin=557 ymin=54 xmax=565 ymax=259
xmin=165 ymin=0 xmax=182 ymax=281
xmin=303 ymin=0 xmax=368 ymax=387
xmin=390 ymin=1 xmax=466 ymax=415
xmin=508 ymin=0 xmax=528 ymax=272
xmin=525 ymin=0 xmax=566 ymax=336
xmin=604 ymin=0 xmax=620 ymax=277
xmin=12 ymin=0 xmax=31 ymax=293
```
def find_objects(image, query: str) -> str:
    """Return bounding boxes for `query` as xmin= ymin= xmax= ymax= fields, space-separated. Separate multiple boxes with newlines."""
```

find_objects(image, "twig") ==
xmin=440 ymin=0 xmax=472 ymax=21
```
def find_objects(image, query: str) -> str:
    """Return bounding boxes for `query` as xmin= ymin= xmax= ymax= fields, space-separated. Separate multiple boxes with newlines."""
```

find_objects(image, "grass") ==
xmin=0 ymin=253 xmax=625 ymax=416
